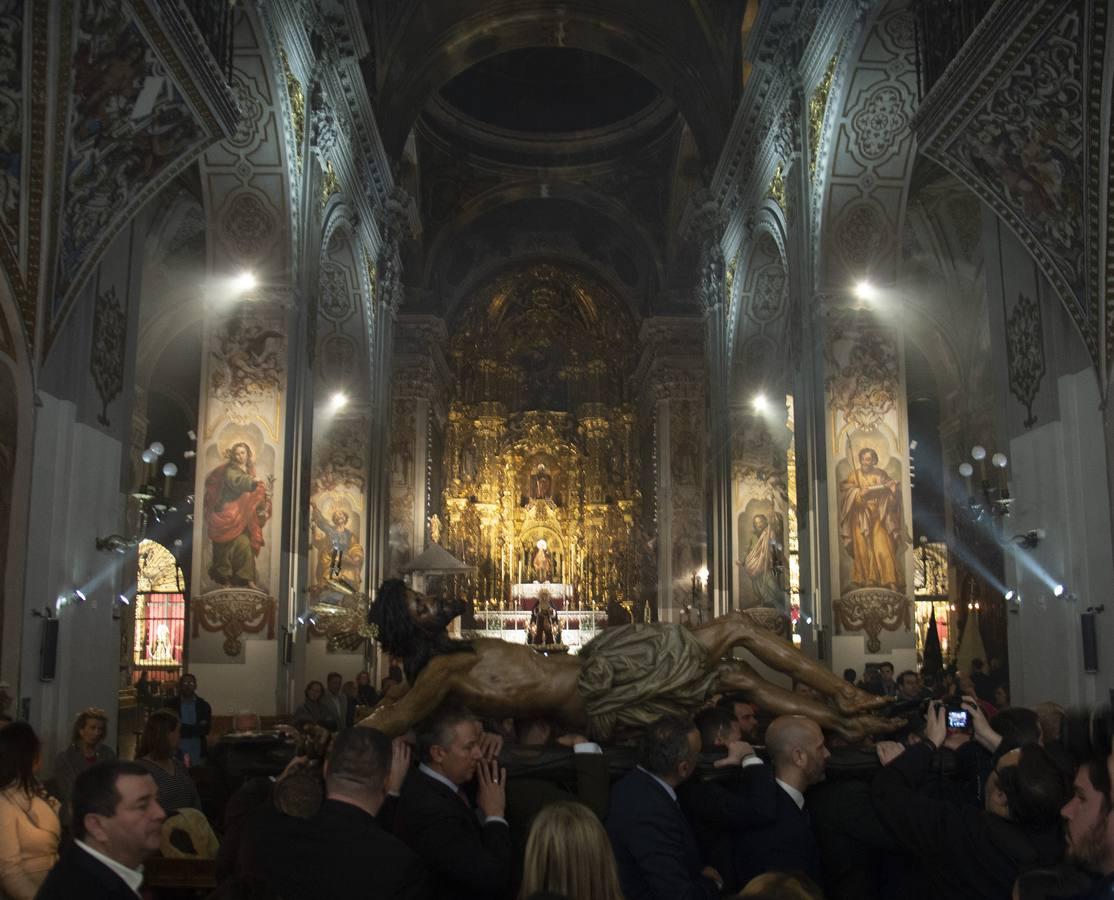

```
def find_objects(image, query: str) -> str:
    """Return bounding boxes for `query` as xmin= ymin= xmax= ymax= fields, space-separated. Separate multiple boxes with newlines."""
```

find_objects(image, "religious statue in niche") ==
xmin=531 ymin=539 xmax=553 ymax=583
xmin=739 ymin=512 xmax=787 ymax=610
xmin=838 ymin=446 xmax=907 ymax=592
xmin=529 ymin=464 xmax=553 ymax=500
xmin=203 ymin=442 xmax=272 ymax=589
xmin=527 ymin=590 xmax=562 ymax=646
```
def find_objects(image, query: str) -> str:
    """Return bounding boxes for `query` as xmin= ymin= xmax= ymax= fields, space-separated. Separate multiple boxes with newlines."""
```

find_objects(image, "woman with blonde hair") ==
xmin=519 ymin=801 xmax=623 ymax=900
xmin=52 ymin=707 xmax=114 ymax=823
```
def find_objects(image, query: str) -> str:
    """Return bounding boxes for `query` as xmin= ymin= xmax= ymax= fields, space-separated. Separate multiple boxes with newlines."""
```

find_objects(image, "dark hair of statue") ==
xmin=370 ymin=579 xmax=473 ymax=684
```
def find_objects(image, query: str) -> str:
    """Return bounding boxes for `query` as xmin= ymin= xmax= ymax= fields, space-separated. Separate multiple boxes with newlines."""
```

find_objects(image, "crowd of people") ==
xmin=0 ymin=664 xmax=1112 ymax=899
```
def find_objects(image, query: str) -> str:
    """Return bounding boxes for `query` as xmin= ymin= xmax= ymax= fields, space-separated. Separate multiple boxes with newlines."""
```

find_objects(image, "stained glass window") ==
xmin=134 ymin=541 xmax=186 ymax=674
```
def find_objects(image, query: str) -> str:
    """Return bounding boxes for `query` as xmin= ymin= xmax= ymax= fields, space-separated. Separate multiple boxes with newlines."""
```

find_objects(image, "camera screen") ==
xmin=947 ymin=709 xmax=970 ymax=729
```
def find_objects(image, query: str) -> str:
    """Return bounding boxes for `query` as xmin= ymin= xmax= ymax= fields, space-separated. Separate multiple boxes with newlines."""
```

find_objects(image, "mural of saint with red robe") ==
xmin=204 ymin=442 xmax=271 ymax=588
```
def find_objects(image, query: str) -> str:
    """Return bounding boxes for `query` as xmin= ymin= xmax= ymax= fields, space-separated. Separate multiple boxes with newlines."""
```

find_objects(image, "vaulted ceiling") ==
xmin=359 ymin=0 xmax=751 ymax=323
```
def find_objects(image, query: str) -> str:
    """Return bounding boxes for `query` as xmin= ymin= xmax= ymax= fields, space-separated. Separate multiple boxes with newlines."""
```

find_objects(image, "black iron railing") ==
xmin=184 ymin=0 xmax=235 ymax=84
xmin=913 ymin=0 xmax=997 ymax=99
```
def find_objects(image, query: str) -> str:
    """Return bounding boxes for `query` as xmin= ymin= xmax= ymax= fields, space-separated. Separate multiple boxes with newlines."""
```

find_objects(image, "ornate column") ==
xmin=635 ymin=318 xmax=706 ymax=622
xmin=694 ymin=219 xmax=733 ymax=618
xmin=386 ymin=316 xmax=448 ymax=576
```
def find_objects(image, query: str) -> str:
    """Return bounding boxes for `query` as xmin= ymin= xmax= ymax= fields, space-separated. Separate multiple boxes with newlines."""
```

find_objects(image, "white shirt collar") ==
xmin=419 ymin=762 xmax=463 ymax=795
xmin=775 ymin=778 xmax=805 ymax=810
xmin=75 ymin=840 xmax=144 ymax=896
xmin=636 ymin=765 xmax=678 ymax=803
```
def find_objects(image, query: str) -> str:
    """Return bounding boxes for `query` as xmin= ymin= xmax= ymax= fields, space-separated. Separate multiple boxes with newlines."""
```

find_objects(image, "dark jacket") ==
xmin=871 ymin=741 xmax=1065 ymax=900
xmin=393 ymin=769 xmax=511 ymax=900
xmin=163 ymin=695 xmax=213 ymax=758
xmin=35 ymin=844 xmax=138 ymax=900
xmin=678 ymin=761 xmax=781 ymax=894
xmin=606 ymin=768 xmax=719 ymax=900
xmin=262 ymin=798 xmax=429 ymax=899
xmin=732 ymin=768 xmax=821 ymax=889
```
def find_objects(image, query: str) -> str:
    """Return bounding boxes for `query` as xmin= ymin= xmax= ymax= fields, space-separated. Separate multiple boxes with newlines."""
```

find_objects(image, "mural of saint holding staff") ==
xmin=204 ymin=441 xmax=272 ymax=589
xmin=838 ymin=446 xmax=906 ymax=591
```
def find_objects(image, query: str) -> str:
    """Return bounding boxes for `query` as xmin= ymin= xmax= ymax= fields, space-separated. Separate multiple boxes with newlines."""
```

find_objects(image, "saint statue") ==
xmin=740 ymin=513 xmax=787 ymax=609
xmin=531 ymin=539 xmax=553 ymax=583
xmin=527 ymin=591 xmax=562 ymax=646
xmin=838 ymin=447 xmax=906 ymax=591
xmin=204 ymin=442 xmax=271 ymax=588
xmin=429 ymin=513 xmax=442 ymax=545
xmin=529 ymin=464 xmax=553 ymax=500
xmin=310 ymin=504 xmax=361 ymax=590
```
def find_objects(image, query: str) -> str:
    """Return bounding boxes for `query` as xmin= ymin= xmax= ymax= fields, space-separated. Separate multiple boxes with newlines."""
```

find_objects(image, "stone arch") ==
xmin=316 ymin=207 xmax=373 ymax=400
xmin=375 ymin=6 xmax=731 ymax=162
xmin=812 ymin=0 xmax=920 ymax=289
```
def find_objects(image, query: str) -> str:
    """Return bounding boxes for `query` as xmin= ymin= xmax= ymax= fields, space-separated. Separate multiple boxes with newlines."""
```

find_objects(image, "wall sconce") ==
xmin=957 ymin=445 xmax=1012 ymax=522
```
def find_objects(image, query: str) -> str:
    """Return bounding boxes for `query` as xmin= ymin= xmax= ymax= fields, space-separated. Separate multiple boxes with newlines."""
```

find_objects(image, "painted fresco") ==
xmin=669 ymin=398 xmax=706 ymax=611
xmin=56 ymin=0 xmax=205 ymax=317
xmin=387 ymin=398 xmax=416 ymax=576
xmin=825 ymin=323 xmax=912 ymax=601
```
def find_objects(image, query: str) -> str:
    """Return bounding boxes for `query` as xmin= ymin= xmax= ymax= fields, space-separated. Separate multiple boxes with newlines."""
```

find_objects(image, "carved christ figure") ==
xmin=363 ymin=581 xmax=901 ymax=743
xmin=838 ymin=447 xmax=905 ymax=591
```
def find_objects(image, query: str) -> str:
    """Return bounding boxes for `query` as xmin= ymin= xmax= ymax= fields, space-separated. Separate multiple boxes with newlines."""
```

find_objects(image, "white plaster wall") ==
xmin=303 ymin=640 xmax=364 ymax=689
xmin=20 ymin=394 xmax=127 ymax=769
xmin=1006 ymin=369 xmax=1114 ymax=707
xmin=189 ymin=641 xmax=280 ymax=718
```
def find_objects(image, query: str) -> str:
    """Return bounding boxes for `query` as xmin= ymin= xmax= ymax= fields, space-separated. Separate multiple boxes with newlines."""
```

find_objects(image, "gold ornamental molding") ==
xmin=739 ymin=606 xmax=791 ymax=639
xmin=833 ymin=589 xmax=912 ymax=653
xmin=192 ymin=589 xmax=276 ymax=657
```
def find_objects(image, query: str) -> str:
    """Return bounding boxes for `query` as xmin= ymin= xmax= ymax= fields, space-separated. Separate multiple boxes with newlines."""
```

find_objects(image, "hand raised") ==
xmin=386 ymin=737 xmax=411 ymax=795
xmin=875 ymin=741 xmax=905 ymax=766
xmin=714 ymin=740 xmax=756 ymax=768
xmin=478 ymin=731 xmax=504 ymax=762
xmin=475 ymin=759 xmax=506 ymax=819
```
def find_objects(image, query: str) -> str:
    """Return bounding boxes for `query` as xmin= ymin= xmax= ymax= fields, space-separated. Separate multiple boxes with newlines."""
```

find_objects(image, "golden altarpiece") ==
xmin=440 ymin=265 xmax=642 ymax=651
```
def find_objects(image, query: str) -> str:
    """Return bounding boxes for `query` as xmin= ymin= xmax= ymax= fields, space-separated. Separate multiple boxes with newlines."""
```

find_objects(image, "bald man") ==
xmin=733 ymin=715 xmax=827 ymax=888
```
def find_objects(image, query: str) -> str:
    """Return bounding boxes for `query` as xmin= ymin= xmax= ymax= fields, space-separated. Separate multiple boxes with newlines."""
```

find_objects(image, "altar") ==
xmin=470 ymin=582 xmax=606 ymax=652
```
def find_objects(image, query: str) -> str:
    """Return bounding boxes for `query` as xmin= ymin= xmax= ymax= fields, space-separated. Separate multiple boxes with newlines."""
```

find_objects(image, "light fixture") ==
xmin=73 ymin=589 xmax=86 ymax=603
xmin=853 ymin=280 xmax=878 ymax=302
xmin=1012 ymin=529 xmax=1045 ymax=549
xmin=330 ymin=391 xmax=348 ymax=411
xmin=1003 ymin=589 xmax=1015 ymax=601
xmin=957 ymin=444 xmax=1011 ymax=523
xmin=117 ymin=594 xmax=130 ymax=606
xmin=234 ymin=270 xmax=257 ymax=291
xmin=1053 ymin=584 xmax=1065 ymax=597
xmin=752 ymin=393 xmax=768 ymax=412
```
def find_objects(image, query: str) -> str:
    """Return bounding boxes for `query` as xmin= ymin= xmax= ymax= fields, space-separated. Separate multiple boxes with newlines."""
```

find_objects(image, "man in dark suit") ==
xmin=734 ymin=714 xmax=828 ymax=888
xmin=37 ymin=760 xmax=166 ymax=899
xmin=870 ymin=702 xmax=1069 ymax=900
xmin=679 ymin=706 xmax=779 ymax=893
xmin=607 ymin=714 xmax=723 ymax=899
xmin=393 ymin=703 xmax=511 ymax=900
xmin=262 ymin=727 xmax=429 ymax=898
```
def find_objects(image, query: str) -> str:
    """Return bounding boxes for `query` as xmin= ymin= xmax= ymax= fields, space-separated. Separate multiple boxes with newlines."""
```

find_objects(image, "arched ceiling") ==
xmin=361 ymin=0 xmax=746 ymax=323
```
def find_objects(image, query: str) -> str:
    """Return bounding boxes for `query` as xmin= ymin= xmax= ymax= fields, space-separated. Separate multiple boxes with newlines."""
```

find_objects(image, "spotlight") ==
xmin=117 ymin=594 xmax=130 ymax=605
xmin=296 ymin=615 xmax=306 ymax=625
xmin=805 ymin=616 xmax=813 ymax=625
xmin=234 ymin=270 xmax=257 ymax=291
xmin=853 ymin=280 xmax=878 ymax=302
xmin=752 ymin=393 xmax=768 ymax=412
xmin=1004 ymin=589 xmax=1015 ymax=601
xmin=73 ymin=589 xmax=87 ymax=603
xmin=330 ymin=391 xmax=348 ymax=411
xmin=1053 ymin=584 xmax=1065 ymax=597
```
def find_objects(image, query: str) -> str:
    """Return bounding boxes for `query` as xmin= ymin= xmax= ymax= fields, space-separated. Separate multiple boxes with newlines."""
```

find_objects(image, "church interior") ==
xmin=0 ymin=0 xmax=1111 ymax=783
